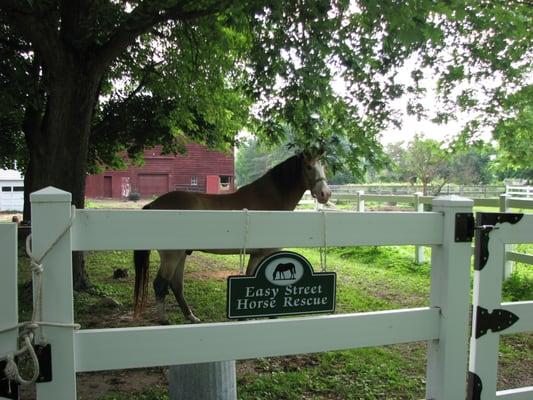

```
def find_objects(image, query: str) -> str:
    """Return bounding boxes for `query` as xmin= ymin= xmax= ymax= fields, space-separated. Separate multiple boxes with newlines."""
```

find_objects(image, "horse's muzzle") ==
xmin=312 ymin=182 xmax=332 ymax=204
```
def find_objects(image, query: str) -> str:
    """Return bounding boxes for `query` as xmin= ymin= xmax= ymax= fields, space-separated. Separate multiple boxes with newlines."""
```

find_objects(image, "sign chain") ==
xmin=239 ymin=208 xmax=249 ymax=274
xmin=320 ymin=210 xmax=327 ymax=272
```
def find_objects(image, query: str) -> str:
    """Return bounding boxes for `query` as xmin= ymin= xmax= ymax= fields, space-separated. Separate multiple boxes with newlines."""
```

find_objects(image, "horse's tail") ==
xmin=133 ymin=249 xmax=151 ymax=318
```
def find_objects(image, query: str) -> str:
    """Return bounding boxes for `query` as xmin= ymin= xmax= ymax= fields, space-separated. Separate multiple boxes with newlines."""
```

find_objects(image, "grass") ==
xmin=12 ymin=197 xmax=532 ymax=398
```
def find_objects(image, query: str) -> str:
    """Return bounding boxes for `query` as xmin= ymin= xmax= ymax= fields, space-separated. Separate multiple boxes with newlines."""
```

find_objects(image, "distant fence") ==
xmin=506 ymin=185 xmax=533 ymax=199
xmin=329 ymin=184 xmax=505 ymax=198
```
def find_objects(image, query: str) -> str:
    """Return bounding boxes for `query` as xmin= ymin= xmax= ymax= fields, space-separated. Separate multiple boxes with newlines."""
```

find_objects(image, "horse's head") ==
xmin=302 ymin=150 xmax=331 ymax=204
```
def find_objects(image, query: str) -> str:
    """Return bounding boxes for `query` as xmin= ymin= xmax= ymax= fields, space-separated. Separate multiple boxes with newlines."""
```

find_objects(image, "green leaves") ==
xmin=1 ymin=0 xmax=531 ymax=180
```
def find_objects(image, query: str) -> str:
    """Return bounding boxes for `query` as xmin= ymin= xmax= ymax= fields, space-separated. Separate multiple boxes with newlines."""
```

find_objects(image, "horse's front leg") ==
xmin=157 ymin=250 xmax=200 ymax=324
xmin=166 ymin=251 xmax=201 ymax=323
xmin=246 ymin=248 xmax=280 ymax=275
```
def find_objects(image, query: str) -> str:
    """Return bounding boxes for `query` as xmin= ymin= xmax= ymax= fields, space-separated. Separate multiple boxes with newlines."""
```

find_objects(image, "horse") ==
xmin=273 ymin=263 xmax=296 ymax=280
xmin=133 ymin=150 xmax=331 ymax=323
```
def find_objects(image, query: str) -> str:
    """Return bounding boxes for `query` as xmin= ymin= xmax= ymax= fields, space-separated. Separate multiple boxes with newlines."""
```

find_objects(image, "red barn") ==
xmin=85 ymin=143 xmax=234 ymax=199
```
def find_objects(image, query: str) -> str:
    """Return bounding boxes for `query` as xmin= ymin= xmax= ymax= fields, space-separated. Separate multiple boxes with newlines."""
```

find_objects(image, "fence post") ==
xmin=414 ymin=192 xmax=425 ymax=264
xmin=0 ymin=223 xmax=18 ymax=397
xmin=356 ymin=190 xmax=365 ymax=212
xmin=426 ymin=195 xmax=473 ymax=400
xmin=499 ymin=194 xmax=514 ymax=280
xmin=31 ymin=187 xmax=77 ymax=400
xmin=169 ymin=361 xmax=237 ymax=400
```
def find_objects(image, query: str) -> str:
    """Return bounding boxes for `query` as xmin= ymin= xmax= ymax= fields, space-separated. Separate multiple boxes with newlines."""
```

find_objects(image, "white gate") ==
xmin=1 ymin=187 xmax=532 ymax=399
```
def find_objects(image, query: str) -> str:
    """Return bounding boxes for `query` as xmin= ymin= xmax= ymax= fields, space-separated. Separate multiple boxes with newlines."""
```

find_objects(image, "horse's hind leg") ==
xmin=153 ymin=269 xmax=170 ymax=324
xmin=158 ymin=250 xmax=200 ymax=323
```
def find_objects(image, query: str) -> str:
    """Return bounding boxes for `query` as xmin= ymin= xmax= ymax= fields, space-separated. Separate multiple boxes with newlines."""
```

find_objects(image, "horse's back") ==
xmin=145 ymin=190 xmax=239 ymax=210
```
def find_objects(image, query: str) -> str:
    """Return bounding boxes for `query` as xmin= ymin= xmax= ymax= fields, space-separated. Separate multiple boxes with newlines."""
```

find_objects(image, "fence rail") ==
xmin=328 ymin=184 xmax=505 ymax=198
xmin=506 ymin=185 xmax=533 ymax=199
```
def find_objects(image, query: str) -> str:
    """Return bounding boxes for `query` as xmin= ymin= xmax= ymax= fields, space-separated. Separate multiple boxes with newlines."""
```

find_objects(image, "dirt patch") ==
xmin=20 ymin=368 xmax=167 ymax=400
xmin=189 ymin=269 xmax=236 ymax=281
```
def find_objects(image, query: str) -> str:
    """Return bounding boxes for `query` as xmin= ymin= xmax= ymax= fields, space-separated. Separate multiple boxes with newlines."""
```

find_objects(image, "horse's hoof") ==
xmin=188 ymin=313 xmax=201 ymax=324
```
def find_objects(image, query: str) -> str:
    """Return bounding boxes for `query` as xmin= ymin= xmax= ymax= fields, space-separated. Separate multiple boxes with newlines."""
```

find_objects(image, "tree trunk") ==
xmin=23 ymin=62 xmax=101 ymax=291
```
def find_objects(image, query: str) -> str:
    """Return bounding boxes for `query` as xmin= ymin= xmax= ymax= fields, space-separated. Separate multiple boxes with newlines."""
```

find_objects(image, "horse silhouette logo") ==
xmin=272 ymin=262 xmax=296 ymax=280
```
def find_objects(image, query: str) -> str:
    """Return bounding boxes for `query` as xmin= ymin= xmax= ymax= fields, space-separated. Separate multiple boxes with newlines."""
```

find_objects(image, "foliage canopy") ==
xmin=0 ymin=0 xmax=531 ymax=185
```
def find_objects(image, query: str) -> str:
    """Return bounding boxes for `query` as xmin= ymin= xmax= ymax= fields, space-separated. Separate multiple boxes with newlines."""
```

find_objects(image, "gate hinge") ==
xmin=474 ymin=212 xmax=524 ymax=270
xmin=455 ymin=213 xmax=475 ymax=242
xmin=467 ymin=371 xmax=482 ymax=400
xmin=475 ymin=306 xmax=519 ymax=339
xmin=35 ymin=344 xmax=53 ymax=383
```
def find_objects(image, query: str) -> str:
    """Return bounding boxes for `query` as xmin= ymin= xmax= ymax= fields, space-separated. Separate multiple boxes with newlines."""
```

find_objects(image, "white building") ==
xmin=0 ymin=169 xmax=24 ymax=211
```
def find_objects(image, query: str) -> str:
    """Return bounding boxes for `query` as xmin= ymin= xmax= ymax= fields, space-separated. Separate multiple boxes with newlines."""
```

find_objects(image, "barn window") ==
xmin=13 ymin=186 xmax=24 ymax=192
xmin=220 ymin=176 xmax=231 ymax=188
xmin=191 ymin=176 xmax=198 ymax=186
xmin=2 ymin=186 xmax=12 ymax=192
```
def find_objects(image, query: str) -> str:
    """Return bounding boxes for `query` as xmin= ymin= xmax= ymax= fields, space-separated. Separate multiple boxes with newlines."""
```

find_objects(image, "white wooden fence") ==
xmin=506 ymin=186 xmax=533 ymax=199
xmin=1 ymin=187 xmax=532 ymax=399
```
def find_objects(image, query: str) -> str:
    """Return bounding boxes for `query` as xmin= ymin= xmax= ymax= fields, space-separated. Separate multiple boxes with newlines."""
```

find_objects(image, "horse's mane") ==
xmin=267 ymin=153 xmax=304 ymax=191
xmin=236 ymin=153 xmax=304 ymax=194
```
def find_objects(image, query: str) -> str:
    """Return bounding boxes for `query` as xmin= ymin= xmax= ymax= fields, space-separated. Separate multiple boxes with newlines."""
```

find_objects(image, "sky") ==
xmin=380 ymin=111 xmax=467 ymax=145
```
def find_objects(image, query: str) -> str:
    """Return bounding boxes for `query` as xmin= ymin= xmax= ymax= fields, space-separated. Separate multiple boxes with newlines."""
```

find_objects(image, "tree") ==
xmin=492 ymin=85 xmax=533 ymax=184
xmin=448 ymin=141 xmax=496 ymax=185
xmin=401 ymin=134 xmax=452 ymax=195
xmin=1 ymin=1 xmax=531 ymax=288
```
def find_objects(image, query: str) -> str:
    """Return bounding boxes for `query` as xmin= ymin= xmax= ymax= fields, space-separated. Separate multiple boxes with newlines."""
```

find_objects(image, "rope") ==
xmin=1 ymin=205 xmax=80 ymax=387
xmin=320 ymin=210 xmax=327 ymax=272
xmin=4 ymin=335 xmax=40 ymax=386
xmin=239 ymin=208 xmax=249 ymax=274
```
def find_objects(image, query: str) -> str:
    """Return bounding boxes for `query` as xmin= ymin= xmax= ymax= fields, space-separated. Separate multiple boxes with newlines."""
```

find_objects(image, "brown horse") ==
xmin=133 ymin=150 xmax=331 ymax=323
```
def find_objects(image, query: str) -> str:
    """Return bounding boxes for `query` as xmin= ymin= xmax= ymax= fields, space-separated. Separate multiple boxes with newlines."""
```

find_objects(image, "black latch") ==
xmin=455 ymin=213 xmax=475 ymax=242
xmin=475 ymin=306 xmax=519 ymax=339
xmin=474 ymin=212 xmax=524 ymax=270
xmin=0 ymin=359 xmax=20 ymax=400
xmin=467 ymin=371 xmax=482 ymax=400
xmin=35 ymin=344 xmax=52 ymax=383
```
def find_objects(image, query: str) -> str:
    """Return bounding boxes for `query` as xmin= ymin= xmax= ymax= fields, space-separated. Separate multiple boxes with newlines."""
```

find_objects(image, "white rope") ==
xmin=4 ymin=335 xmax=40 ymax=386
xmin=320 ymin=210 xmax=327 ymax=272
xmin=239 ymin=208 xmax=249 ymax=275
xmin=1 ymin=205 xmax=80 ymax=387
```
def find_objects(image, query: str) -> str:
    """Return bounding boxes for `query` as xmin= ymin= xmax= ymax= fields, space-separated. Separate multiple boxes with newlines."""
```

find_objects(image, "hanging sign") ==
xmin=227 ymin=251 xmax=336 ymax=319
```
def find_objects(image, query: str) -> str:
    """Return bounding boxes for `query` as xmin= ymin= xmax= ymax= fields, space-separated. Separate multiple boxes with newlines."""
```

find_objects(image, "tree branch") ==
xmin=1 ymin=1 xmax=67 ymax=71
xmin=93 ymin=0 xmax=233 ymax=74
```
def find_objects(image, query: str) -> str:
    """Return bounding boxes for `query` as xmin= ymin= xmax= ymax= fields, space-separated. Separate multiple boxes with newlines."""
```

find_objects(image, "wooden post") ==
xmin=500 ymin=194 xmax=515 ymax=280
xmin=425 ymin=195 xmax=473 ymax=399
xmin=31 ymin=187 xmax=77 ymax=400
xmin=414 ymin=192 xmax=425 ymax=264
xmin=356 ymin=190 xmax=365 ymax=212
xmin=169 ymin=361 xmax=237 ymax=400
xmin=0 ymin=223 xmax=18 ymax=397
